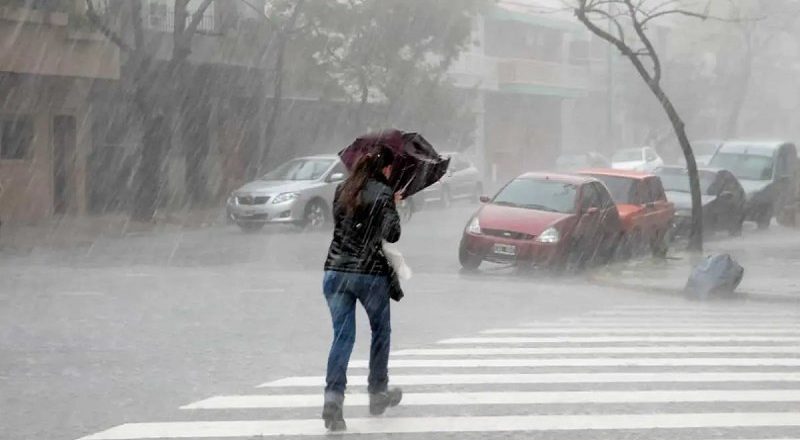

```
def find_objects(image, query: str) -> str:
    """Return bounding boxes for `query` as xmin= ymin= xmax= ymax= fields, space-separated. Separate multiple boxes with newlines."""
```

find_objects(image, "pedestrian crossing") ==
xmin=78 ymin=304 xmax=800 ymax=439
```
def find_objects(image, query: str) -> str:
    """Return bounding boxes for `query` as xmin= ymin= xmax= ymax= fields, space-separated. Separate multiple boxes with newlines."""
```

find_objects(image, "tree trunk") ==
xmin=648 ymin=82 xmax=704 ymax=251
xmin=132 ymin=109 xmax=168 ymax=222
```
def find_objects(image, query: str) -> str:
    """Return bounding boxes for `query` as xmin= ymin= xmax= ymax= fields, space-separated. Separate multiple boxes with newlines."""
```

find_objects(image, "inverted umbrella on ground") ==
xmin=338 ymin=129 xmax=450 ymax=198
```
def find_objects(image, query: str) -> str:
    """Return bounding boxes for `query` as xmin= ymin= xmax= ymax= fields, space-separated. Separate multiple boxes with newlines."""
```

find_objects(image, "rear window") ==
xmin=656 ymin=168 xmax=716 ymax=194
xmin=493 ymin=178 xmax=577 ymax=213
xmin=709 ymin=152 xmax=773 ymax=181
xmin=586 ymin=174 xmax=635 ymax=204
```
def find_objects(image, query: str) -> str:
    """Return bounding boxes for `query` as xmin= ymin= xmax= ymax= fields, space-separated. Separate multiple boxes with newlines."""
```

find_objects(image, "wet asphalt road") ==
xmin=2 ymin=202 xmax=799 ymax=440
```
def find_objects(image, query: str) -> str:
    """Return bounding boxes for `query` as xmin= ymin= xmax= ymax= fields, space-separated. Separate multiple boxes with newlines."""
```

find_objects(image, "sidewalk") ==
xmin=590 ymin=226 xmax=800 ymax=303
xmin=0 ymin=207 xmax=226 ymax=252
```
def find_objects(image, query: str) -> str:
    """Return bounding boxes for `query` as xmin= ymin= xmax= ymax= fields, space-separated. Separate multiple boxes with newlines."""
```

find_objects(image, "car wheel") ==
xmin=650 ymin=229 xmax=669 ymax=258
xmin=459 ymin=242 xmax=481 ymax=271
xmin=756 ymin=206 xmax=773 ymax=230
xmin=729 ymin=215 xmax=745 ymax=236
xmin=238 ymin=222 xmax=264 ymax=233
xmin=302 ymin=200 xmax=329 ymax=231
xmin=440 ymin=186 xmax=452 ymax=208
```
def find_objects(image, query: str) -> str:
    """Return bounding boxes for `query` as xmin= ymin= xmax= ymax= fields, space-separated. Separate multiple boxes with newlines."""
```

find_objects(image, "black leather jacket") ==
xmin=324 ymin=177 xmax=401 ymax=275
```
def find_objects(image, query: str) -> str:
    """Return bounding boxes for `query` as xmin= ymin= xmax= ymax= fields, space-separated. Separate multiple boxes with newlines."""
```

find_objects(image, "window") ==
xmin=646 ymin=178 xmax=667 ymax=202
xmin=580 ymin=184 xmax=600 ymax=211
xmin=0 ymin=116 xmax=33 ymax=160
xmin=709 ymin=152 xmax=774 ymax=181
xmin=261 ymin=158 xmax=334 ymax=181
xmin=588 ymin=174 xmax=635 ymax=204
xmin=593 ymin=183 xmax=616 ymax=209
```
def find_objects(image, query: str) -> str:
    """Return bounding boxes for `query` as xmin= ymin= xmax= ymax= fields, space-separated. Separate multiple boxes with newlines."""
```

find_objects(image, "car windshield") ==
xmin=262 ymin=159 xmax=334 ymax=181
xmin=657 ymin=169 xmax=716 ymax=194
xmin=612 ymin=149 xmax=642 ymax=162
xmin=709 ymin=152 xmax=774 ymax=181
xmin=493 ymin=179 xmax=576 ymax=213
xmin=588 ymin=175 xmax=635 ymax=204
xmin=693 ymin=141 xmax=719 ymax=156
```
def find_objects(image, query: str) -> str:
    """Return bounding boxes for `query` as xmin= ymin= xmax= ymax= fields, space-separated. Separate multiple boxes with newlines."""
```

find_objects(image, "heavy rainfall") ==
xmin=1 ymin=0 xmax=800 ymax=438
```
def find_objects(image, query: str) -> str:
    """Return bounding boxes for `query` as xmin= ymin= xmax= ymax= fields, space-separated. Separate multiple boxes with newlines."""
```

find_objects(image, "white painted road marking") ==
xmin=587 ymin=310 xmax=799 ymax=317
xmin=482 ymin=327 xmax=800 ymax=334
xmin=183 ymin=389 xmax=800 ymax=409
xmin=78 ymin=412 xmax=800 ymax=439
xmin=348 ymin=357 xmax=800 ymax=368
xmin=259 ymin=372 xmax=800 ymax=388
xmin=440 ymin=336 xmax=800 ymax=344
xmin=392 ymin=345 xmax=800 ymax=356
xmin=524 ymin=321 xmax=798 ymax=327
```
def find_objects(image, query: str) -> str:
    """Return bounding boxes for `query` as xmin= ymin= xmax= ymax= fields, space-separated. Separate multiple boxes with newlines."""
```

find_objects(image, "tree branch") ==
xmin=85 ymin=0 xmax=132 ymax=52
xmin=624 ymin=0 xmax=661 ymax=83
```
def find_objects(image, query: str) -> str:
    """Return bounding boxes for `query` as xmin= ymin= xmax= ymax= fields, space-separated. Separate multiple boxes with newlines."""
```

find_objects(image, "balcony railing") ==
xmin=497 ymin=58 xmax=591 ymax=91
xmin=144 ymin=7 xmax=216 ymax=34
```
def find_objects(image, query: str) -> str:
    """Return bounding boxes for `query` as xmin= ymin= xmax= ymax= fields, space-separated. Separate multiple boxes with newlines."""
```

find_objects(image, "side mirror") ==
xmin=328 ymin=173 xmax=345 ymax=183
xmin=479 ymin=195 xmax=490 ymax=203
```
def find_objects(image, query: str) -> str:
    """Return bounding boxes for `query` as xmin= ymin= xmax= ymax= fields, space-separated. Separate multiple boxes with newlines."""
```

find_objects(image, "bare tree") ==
xmin=722 ymin=0 xmax=800 ymax=138
xmin=86 ymin=0 xmax=215 ymax=220
xmin=573 ymin=0 xmax=711 ymax=251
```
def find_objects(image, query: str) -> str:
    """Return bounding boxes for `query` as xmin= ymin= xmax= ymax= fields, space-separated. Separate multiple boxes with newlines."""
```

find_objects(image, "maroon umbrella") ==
xmin=338 ymin=129 xmax=450 ymax=197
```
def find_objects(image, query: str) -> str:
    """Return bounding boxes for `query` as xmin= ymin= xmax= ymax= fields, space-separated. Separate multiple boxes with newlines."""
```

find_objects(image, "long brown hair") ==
xmin=339 ymin=145 xmax=395 ymax=216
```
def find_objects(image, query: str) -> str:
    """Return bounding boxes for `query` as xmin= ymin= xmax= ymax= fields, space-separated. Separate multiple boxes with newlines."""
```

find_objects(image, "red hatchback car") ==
xmin=578 ymin=169 xmax=675 ymax=256
xmin=459 ymin=172 xmax=624 ymax=271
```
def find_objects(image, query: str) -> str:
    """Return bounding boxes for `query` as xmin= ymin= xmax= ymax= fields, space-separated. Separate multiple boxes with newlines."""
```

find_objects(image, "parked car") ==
xmin=421 ymin=151 xmax=482 ymax=207
xmin=458 ymin=172 xmax=623 ymax=271
xmin=578 ymin=169 xmax=674 ymax=256
xmin=655 ymin=166 xmax=746 ymax=237
xmin=555 ymin=151 xmax=611 ymax=171
xmin=611 ymin=147 xmax=664 ymax=172
xmin=226 ymin=155 xmax=345 ymax=231
xmin=708 ymin=140 xmax=798 ymax=229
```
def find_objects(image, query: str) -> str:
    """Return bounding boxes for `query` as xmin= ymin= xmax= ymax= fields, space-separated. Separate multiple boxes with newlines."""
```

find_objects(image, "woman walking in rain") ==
xmin=321 ymin=145 xmax=403 ymax=431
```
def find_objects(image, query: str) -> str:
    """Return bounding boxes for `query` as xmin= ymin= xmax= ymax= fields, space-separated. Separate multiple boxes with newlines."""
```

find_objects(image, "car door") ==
xmin=574 ymin=183 xmax=602 ymax=248
xmin=322 ymin=161 xmax=347 ymax=204
xmin=594 ymin=182 xmax=623 ymax=242
xmin=646 ymin=176 xmax=673 ymax=233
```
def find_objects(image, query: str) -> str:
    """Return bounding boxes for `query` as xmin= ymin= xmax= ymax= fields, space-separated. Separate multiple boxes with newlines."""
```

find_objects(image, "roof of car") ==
xmin=717 ymin=140 xmax=795 ymax=156
xmin=517 ymin=171 xmax=595 ymax=185
xmin=578 ymin=168 xmax=653 ymax=180
xmin=656 ymin=165 xmax=724 ymax=174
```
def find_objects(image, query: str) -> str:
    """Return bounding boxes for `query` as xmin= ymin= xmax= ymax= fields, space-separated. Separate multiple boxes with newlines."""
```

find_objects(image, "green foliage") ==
xmin=295 ymin=0 xmax=487 ymax=143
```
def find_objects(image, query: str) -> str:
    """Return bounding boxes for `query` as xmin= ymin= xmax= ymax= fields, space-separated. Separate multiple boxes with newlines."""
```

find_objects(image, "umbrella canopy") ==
xmin=338 ymin=129 xmax=450 ymax=198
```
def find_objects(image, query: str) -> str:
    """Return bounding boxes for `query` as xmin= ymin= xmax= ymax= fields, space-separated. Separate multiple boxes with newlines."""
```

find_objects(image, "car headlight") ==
xmin=272 ymin=192 xmax=299 ymax=204
xmin=536 ymin=227 xmax=560 ymax=243
xmin=466 ymin=216 xmax=481 ymax=234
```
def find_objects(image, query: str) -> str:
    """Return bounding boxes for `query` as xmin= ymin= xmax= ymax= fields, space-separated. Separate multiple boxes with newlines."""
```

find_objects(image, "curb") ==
xmin=589 ymin=276 xmax=800 ymax=304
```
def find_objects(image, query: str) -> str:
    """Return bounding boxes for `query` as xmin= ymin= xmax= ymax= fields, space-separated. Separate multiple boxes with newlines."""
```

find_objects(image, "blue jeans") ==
xmin=323 ymin=270 xmax=391 ymax=398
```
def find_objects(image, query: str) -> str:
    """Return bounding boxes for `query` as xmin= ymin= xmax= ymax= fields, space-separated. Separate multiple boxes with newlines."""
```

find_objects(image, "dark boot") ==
xmin=369 ymin=388 xmax=402 ymax=415
xmin=322 ymin=394 xmax=346 ymax=431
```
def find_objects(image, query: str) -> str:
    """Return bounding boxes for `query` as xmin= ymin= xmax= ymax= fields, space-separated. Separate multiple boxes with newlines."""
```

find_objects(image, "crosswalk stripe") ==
xmin=540 ymin=319 xmax=800 ymax=325
xmin=587 ymin=310 xmax=799 ymax=317
xmin=392 ymin=345 xmax=800 ymax=356
xmin=182 ymin=389 xmax=800 ymax=409
xmin=258 ymin=372 xmax=800 ymax=388
xmin=482 ymin=328 xmax=800 ymax=334
xmin=349 ymin=357 xmax=800 ymax=368
xmin=523 ymin=322 xmax=796 ymax=327
xmin=77 ymin=412 xmax=800 ymax=439
xmin=440 ymin=336 xmax=800 ymax=344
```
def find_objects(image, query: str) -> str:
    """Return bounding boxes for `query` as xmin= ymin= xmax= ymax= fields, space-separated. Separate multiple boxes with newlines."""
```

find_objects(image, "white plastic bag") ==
xmin=382 ymin=240 xmax=412 ymax=281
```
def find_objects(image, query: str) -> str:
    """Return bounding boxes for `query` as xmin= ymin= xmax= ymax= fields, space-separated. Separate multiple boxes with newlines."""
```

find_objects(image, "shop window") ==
xmin=0 ymin=116 xmax=33 ymax=160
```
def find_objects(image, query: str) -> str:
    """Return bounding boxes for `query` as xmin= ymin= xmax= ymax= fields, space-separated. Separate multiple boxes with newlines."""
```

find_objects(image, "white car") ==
xmin=421 ymin=152 xmax=483 ymax=207
xmin=612 ymin=147 xmax=664 ymax=172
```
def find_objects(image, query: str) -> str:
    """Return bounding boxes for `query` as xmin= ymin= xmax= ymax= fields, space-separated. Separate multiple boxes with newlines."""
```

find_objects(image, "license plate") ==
xmin=493 ymin=243 xmax=517 ymax=256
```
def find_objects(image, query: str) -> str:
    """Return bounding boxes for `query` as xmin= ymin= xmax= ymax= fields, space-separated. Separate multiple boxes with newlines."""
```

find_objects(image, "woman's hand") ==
xmin=394 ymin=192 xmax=404 ymax=205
